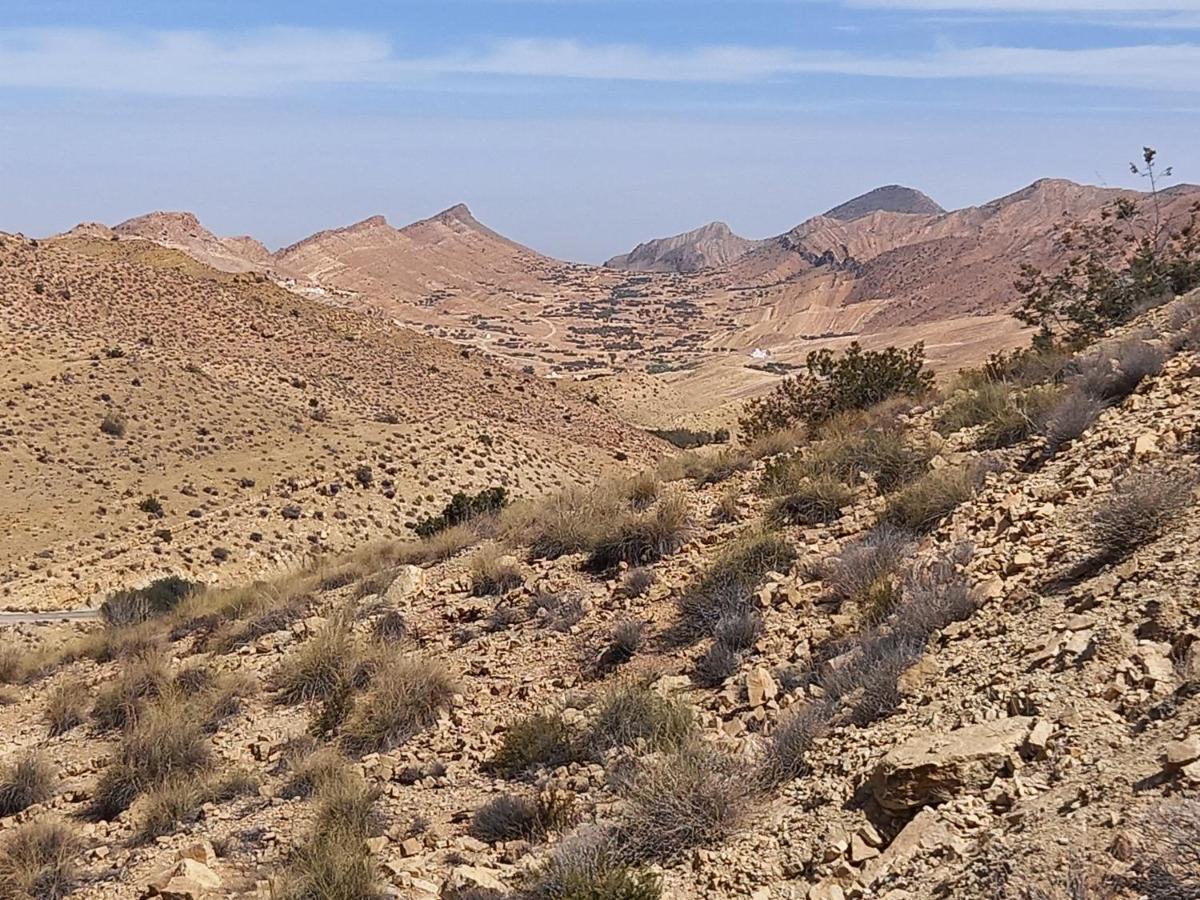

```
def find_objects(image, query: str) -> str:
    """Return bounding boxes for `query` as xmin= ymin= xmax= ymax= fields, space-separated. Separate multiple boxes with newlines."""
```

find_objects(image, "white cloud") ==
xmin=1 ymin=28 xmax=1199 ymax=95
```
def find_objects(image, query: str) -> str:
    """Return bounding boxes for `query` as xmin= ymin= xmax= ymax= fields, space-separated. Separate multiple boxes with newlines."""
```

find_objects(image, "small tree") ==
xmin=739 ymin=342 xmax=933 ymax=438
xmin=1015 ymin=148 xmax=1199 ymax=347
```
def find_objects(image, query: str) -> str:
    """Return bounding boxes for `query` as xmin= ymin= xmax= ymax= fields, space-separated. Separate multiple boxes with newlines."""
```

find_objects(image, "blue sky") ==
xmin=1 ymin=1 xmax=1199 ymax=261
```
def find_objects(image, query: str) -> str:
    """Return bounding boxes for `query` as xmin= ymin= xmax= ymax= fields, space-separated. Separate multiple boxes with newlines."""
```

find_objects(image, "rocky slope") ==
xmin=0 ymin=233 xmax=663 ymax=609
xmin=1 ymin=290 xmax=1198 ymax=899
xmin=112 ymin=212 xmax=273 ymax=274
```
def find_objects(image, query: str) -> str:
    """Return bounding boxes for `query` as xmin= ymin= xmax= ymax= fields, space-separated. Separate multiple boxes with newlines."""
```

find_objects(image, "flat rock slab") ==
xmin=870 ymin=716 xmax=1033 ymax=812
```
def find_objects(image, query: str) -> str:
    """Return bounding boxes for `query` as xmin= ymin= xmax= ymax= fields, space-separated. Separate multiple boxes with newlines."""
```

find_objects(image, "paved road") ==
xmin=0 ymin=609 xmax=100 ymax=625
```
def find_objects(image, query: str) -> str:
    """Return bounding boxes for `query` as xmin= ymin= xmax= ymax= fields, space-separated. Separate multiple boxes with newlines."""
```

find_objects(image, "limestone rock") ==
xmin=386 ymin=565 xmax=426 ymax=603
xmin=147 ymin=858 xmax=222 ymax=898
xmin=870 ymin=717 xmax=1033 ymax=812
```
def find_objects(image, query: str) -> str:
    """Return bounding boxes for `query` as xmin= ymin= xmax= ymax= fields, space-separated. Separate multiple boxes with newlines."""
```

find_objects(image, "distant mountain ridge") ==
xmin=824 ymin=185 xmax=945 ymax=221
xmin=604 ymin=221 xmax=759 ymax=273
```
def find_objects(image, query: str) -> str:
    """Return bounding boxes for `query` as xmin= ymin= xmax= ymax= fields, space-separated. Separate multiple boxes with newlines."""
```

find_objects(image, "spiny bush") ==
xmin=608 ymin=619 xmax=647 ymax=663
xmin=1040 ymin=389 xmax=1106 ymax=455
xmin=99 ymin=411 xmax=127 ymax=437
xmin=1089 ymin=466 xmax=1195 ymax=561
xmin=712 ymin=486 xmax=740 ymax=523
xmin=469 ymin=545 xmax=524 ymax=596
xmin=522 ymin=828 xmax=662 ymax=900
xmin=819 ymin=629 xmax=926 ymax=726
xmin=822 ymin=524 xmax=915 ymax=610
xmin=414 ymin=486 xmax=509 ymax=539
xmin=1070 ymin=338 xmax=1165 ymax=404
xmin=44 ymin=682 xmax=88 ymax=736
xmin=489 ymin=712 xmax=581 ymax=777
xmin=740 ymin=341 xmax=933 ymax=438
xmin=1127 ymin=797 xmax=1200 ymax=898
xmin=761 ymin=701 xmax=832 ymax=786
xmin=620 ymin=567 xmax=655 ymax=598
xmin=0 ymin=819 xmax=79 ymax=900
xmin=0 ymin=755 xmax=55 ymax=816
xmin=372 ymin=609 xmax=408 ymax=644
xmin=589 ymin=681 xmax=694 ymax=754
xmin=619 ymin=746 xmax=752 ymax=861
xmin=527 ymin=591 xmax=583 ymax=633
xmin=340 ymin=655 xmax=456 ymax=756
xmin=765 ymin=477 xmax=853 ymax=527
xmin=470 ymin=790 xmax=576 ymax=844
xmin=586 ymin=494 xmax=690 ymax=572
xmin=883 ymin=463 xmax=983 ymax=534
xmin=673 ymin=529 xmax=795 ymax=643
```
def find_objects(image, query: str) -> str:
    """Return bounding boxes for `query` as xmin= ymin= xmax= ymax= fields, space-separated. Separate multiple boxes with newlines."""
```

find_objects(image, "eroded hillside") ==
xmin=1 ymin=290 xmax=1199 ymax=899
xmin=0 ymin=235 xmax=663 ymax=609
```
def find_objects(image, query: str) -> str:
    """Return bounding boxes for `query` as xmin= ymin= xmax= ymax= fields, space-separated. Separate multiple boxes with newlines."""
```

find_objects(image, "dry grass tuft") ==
xmin=340 ymin=655 xmax=456 ymax=756
xmin=0 ymin=755 xmax=55 ymax=816
xmin=0 ymin=819 xmax=79 ymax=900
xmin=470 ymin=790 xmax=576 ymax=844
xmin=44 ymin=682 xmax=88 ymax=737
xmin=765 ymin=477 xmax=853 ymax=526
xmin=883 ymin=463 xmax=982 ymax=534
xmin=469 ymin=545 xmax=524 ymax=596
xmin=274 ymin=769 xmax=383 ymax=900
xmin=586 ymin=494 xmax=691 ymax=572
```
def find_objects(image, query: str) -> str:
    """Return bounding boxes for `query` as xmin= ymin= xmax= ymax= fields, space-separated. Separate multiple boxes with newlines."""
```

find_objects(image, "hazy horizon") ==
xmin=2 ymin=0 xmax=1199 ymax=261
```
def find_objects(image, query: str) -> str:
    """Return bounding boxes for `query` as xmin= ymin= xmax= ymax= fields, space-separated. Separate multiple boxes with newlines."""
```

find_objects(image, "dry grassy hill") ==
xmin=0 ymin=234 xmax=663 ymax=609
xmin=1 ymin=282 xmax=1198 ymax=898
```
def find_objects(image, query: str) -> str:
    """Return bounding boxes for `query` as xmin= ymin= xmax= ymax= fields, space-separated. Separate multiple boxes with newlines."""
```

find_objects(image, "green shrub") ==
xmin=414 ymin=487 xmax=509 ymax=539
xmin=489 ymin=712 xmax=580 ymax=777
xmin=740 ymin=342 xmax=933 ymax=438
xmin=649 ymin=427 xmax=730 ymax=449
